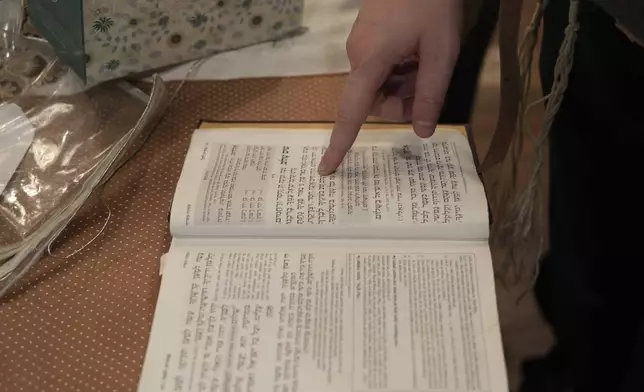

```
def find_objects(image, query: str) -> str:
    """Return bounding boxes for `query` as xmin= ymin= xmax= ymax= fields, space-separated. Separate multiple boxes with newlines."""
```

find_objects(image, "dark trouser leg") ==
xmin=439 ymin=0 xmax=500 ymax=124
xmin=522 ymin=1 xmax=644 ymax=391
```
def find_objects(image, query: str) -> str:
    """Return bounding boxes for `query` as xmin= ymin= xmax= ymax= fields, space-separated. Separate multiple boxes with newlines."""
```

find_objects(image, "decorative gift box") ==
xmin=28 ymin=0 xmax=305 ymax=85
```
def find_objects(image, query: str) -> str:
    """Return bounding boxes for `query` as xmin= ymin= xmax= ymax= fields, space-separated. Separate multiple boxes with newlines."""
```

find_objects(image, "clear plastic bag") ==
xmin=0 ymin=1 xmax=169 ymax=296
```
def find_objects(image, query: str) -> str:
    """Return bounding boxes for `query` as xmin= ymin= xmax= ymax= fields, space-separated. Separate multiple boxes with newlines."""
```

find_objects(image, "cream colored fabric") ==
xmin=156 ymin=0 xmax=483 ymax=82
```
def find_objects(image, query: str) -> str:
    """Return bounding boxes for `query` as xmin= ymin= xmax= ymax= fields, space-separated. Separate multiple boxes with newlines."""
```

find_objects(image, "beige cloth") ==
xmin=153 ymin=0 xmax=484 ymax=82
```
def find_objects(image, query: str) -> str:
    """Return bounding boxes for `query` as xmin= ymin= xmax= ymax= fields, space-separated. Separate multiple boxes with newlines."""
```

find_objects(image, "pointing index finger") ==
xmin=319 ymin=57 xmax=393 ymax=175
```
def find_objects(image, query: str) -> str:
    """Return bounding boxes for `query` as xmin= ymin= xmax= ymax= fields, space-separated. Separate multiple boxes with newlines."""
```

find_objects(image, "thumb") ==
xmin=412 ymin=36 xmax=459 ymax=138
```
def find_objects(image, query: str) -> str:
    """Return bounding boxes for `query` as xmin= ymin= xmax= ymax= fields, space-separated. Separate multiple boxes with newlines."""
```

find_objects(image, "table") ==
xmin=0 ymin=75 xmax=346 ymax=392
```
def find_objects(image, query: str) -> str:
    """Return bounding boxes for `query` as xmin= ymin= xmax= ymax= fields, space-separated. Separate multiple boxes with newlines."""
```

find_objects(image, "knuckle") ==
xmin=345 ymin=26 xmax=366 ymax=64
xmin=414 ymin=94 xmax=443 ymax=110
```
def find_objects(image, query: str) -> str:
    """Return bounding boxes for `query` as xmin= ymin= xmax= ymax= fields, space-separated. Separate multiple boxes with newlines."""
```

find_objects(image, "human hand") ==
xmin=318 ymin=0 xmax=463 ymax=175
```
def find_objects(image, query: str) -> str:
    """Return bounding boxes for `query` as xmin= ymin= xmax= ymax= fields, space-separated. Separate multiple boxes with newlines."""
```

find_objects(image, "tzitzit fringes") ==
xmin=490 ymin=0 xmax=546 ymax=283
xmin=511 ymin=0 xmax=580 ymax=238
xmin=500 ymin=0 xmax=581 ymax=285
xmin=515 ymin=0 xmax=545 ymax=164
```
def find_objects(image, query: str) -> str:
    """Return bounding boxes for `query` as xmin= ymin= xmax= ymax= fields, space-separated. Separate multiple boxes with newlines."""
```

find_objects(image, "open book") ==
xmin=138 ymin=123 xmax=508 ymax=392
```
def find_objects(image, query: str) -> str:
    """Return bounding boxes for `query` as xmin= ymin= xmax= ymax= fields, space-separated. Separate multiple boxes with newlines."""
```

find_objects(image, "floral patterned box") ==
xmin=28 ymin=0 xmax=305 ymax=85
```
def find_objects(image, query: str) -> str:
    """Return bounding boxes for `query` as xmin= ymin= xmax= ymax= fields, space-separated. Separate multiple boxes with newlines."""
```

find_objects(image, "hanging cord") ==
xmin=490 ymin=0 xmax=547 ymax=282
xmin=493 ymin=0 xmax=580 ymax=289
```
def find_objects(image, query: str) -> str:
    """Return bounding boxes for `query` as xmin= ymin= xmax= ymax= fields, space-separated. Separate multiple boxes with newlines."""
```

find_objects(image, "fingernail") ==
xmin=318 ymin=162 xmax=333 ymax=176
xmin=414 ymin=121 xmax=435 ymax=138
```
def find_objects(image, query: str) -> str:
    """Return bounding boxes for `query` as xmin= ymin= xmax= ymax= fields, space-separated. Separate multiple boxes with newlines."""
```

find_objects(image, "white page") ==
xmin=138 ymin=240 xmax=507 ymax=392
xmin=170 ymin=128 xmax=489 ymax=241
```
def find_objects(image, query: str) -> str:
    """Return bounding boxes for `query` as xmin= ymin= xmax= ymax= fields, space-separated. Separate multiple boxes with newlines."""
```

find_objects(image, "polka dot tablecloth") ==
xmin=0 ymin=75 xmax=346 ymax=392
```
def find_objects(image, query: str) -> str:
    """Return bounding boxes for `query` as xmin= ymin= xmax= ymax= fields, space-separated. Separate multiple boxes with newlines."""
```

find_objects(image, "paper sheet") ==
xmin=170 ymin=127 xmax=489 ymax=241
xmin=140 ymin=240 xmax=508 ymax=392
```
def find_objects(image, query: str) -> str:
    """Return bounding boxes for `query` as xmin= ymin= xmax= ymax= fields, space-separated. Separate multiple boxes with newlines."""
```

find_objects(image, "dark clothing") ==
xmin=440 ymin=1 xmax=644 ymax=390
xmin=440 ymin=0 xmax=644 ymax=125
xmin=522 ymin=0 xmax=644 ymax=391
xmin=590 ymin=0 xmax=644 ymax=43
xmin=440 ymin=0 xmax=500 ymax=124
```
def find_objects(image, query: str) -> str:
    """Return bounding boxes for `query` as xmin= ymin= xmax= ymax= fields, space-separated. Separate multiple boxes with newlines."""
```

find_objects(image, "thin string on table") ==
xmin=10 ymin=29 xmax=306 ymax=272
xmin=46 ymin=193 xmax=112 ymax=259
xmin=44 ymin=58 xmax=207 ymax=260
xmin=4 ymin=28 xmax=305 ymax=296
xmin=33 ymin=28 xmax=304 ymax=262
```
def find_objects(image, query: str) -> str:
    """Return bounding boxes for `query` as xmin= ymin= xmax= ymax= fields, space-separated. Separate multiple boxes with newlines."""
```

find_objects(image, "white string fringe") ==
xmin=46 ymin=196 xmax=112 ymax=260
xmin=492 ymin=0 xmax=580 ymax=286
xmin=1 ymin=21 xmax=292 ymax=292
xmin=0 ymin=60 xmax=209 ymax=291
xmin=0 ymin=25 xmax=299 ymax=299
xmin=38 ymin=60 xmax=208 ymax=264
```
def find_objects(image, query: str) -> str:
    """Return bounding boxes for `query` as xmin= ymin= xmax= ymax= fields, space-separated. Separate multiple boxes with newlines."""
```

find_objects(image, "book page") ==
xmin=138 ymin=240 xmax=507 ymax=392
xmin=170 ymin=127 xmax=488 ymax=240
